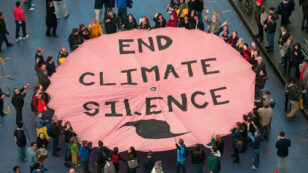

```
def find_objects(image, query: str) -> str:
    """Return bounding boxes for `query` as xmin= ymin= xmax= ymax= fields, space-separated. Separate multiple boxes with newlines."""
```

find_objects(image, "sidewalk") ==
xmin=229 ymin=0 xmax=308 ymax=118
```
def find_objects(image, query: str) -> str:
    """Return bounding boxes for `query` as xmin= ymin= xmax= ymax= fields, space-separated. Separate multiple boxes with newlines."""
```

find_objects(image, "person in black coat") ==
xmin=124 ymin=14 xmax=137 ymax=30
xmin=0 ymin=12 xmax=13 ymax=52
xmin=144 ymin=151 xmax=156 ymax=173
xmin=153 ymin=13 xmax=166 ymax=28
xmin=46 ymin=1 xmax=57 ymax=37
xmin=138 ymin=16 xmax=151 ymax=30
xmin=277 ymin=0 xmax=295 ymax=27
xmin=105 ymin=9 xmax=120 ymax=34
xmin=35 ymin=59 xmax=51 ymax=91
xmin=79 ymin=24 xmax=90 ymax=40
xmin=68 ymin=28 xmax=84 ymax=52
xmin=14 ymin=123 xmax=27 ymax=161
xmin=188 ymin=0 xmax=204 ymax=17
xmin=276 ymin=131 xmax=291 ymax=173
xmin=289 ymin=43 xmax=304 ymax=78
xmin=191 ymin=144 xmax=206 ymax=173
xmin=11 ymin=84 xmax=29 ymax=125
xmin=51 ymin=116 xmax=61 ymax=157
xmin=179 ymin=15 xmax=194 ymax=29
xmin=45 ymin=56 xmax=56 ymax=77
xmin=96 ymin=140 xmax=111 ymax=173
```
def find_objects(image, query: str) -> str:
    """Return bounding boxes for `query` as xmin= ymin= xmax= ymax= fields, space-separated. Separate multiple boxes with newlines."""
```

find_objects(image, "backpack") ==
xmin=128 ymin=159 xmax=139 ymax=169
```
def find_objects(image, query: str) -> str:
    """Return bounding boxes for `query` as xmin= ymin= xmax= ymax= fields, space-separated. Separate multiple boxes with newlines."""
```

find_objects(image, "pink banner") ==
xmin=47 ymin=28 xmax=255 ymax=152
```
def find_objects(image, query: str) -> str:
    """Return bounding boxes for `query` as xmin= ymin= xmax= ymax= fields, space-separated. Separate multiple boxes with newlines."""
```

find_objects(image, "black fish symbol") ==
xmin=119 ymin=119 xmax=189 ymax=139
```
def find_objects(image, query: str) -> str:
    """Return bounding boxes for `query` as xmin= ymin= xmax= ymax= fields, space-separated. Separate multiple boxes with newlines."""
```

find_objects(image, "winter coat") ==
xmin=124 ymin=18 xmax=137 ymax=30
xmin=207 ymin=153 xmax=219 ymax=173
xmin=188 ymin=0 xmax=203 ymax=12
xmin=35 ymin=64 xmax=51 ymax=90
xmin=167 ymin=13 xmax=178 ymax=27
xmin=116 ymin=0 xmax=127 ymax=8
xmin=153 ymin=17 xmax=166 ymax=28
xmin=276 ymin=138 xmax=291 ymax=157
xmin=68 ymin=34 xmax=84 ymax=51
xmin=46 ymin=5 xmax=57 ymax=27
xmin=191 ymin=149 xmax=206 ymax=164
xmin=144 ymin=157 xmax=156 ymax=173
xmin=277 ymin=0 xmax=295 ymax=17
xmin=205 ymin=19 xmax=221 ymax=35
xmin=105 ymin=13 xmax=119 ymax=34
xmin=45 ymin=61 xmax=56 ymax=76
xmin=37 ymin=137 xmax=48 ymax=149
xmin=278 ymin=31 xmax=290 ymax=46
xmin=0 ymin=18 xmax=9 ymax=36
xmin=11 ymin=88 xmax=26 ymax=109
xmin=80 ymin=146 xmax=92 ymax=162
xmin=191 ymin=20 xmax=204 ymax=31
xmin=88 ymin=22 xmax=103 ymax=38
xmin=300 ymin=0 xmax=308 ymax=16
xmin=14 ymin=128 xmax=27 ymax=147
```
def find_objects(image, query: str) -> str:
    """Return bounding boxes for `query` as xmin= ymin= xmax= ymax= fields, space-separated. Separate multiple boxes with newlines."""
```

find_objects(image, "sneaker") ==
xmin=64 ymin=14 xmax=70 ymax=19
xmin=31 ymin=4 xmax=35 ymax=7
xmin=22 ymin=35 xmax=29 ymax=40
xmin=28 ymin=7 xmax=35 ymax=11
xmin=15 ymin=37 xmax=22 ymax=42
xmin=250 ymin=165 xmax=258 ymax=169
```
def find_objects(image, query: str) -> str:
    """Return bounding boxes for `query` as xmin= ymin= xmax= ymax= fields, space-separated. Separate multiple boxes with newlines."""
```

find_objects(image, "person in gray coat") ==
xmin=104 ymin=157 xmax=116 ymax=173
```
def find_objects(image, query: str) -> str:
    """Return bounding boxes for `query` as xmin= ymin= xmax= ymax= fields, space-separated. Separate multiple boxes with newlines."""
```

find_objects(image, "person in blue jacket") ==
xmin=80 ymin=140 xmax=92 ymax=173
xmin=175 ymin=138 xmax=187 ymax=173
xmin=247 ymin=121 xmax=262 ymax=169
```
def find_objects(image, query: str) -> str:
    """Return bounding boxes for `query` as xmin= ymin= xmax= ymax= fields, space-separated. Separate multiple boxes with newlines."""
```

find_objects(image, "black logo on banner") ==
xmin=119 ymin=119 xmax=189 ymax=139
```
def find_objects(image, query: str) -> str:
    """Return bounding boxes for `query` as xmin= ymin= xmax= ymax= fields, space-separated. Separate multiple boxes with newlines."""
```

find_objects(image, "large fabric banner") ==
xmin=47 ymin=28 xmax=255 ymax=152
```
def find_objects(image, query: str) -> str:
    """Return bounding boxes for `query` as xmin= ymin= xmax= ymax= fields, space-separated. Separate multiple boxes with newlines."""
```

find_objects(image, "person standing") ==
xmin=191 ymin=144 xmax=206 ymax=173
xmin=51 ymin=116 xmax=61 ymax=157
xmin=277 ymin=0 xmax=295 ymax=27
xmin=0 ymin=12 xmax=14 ymax=52
xmin=264 ymin=14 xmax=276 ymax=53
xmin=14 ymin=123 xmax=27 ymax=162
xmin=13 ymin=1 xmax=28 ymax=42
xmin=204 ymin=14 xmax=221 ymax=35
xmin=27 ymin=0 xmax=35 ymax=10
xmin=94 ymin=0 xmax=105 ymax=23
xmin=255 ymin=1 xmax=263 ymax=40
xmin=11 ymin=84 xmax=28 ymax=125
xmin=35 ymin=60 xmax=51 ymax=91
xmin=45 ymin=56 xmax=56 ymax=77
xmin=64 ymin=121 xmax=76 ymax=167
xmin=104 ymin=157 xmax=116 ymax=173
xmin=175 ymin=138 xmax=187 ymax=173
xmin=207 ymin=145 xmax=220 ymax=173
xmin=276 ymin=131 xmax=291 ymax=173
xmin=116 ymin=0 xmax=128 ymax=28
xmin=27 ymin=142 xmax=38 ymax=173
xmin=96 ymin=140 xmax=110 ymax=173
xmin=111 ymin=147 xmax=126 ymax=173
xmin=144 ymin=151 xmax=156 ymax=173
xmin=105 ymin=9 xmax=120 ymax=34
xmin=13 ymin=166 xmax=21 ymax=173
xmin=80 ymin=140 xmax=92 ymax=173
xmin=46 ymin=1 xmax=58 ymax=37
xmin=247 ymin=122 xmax=262 ymax=169
xmin=258 ymin=100 xmax=274 ymax=140
xmin=52 ymin=0 xmax=69 ymax=19
xmin=285 ymin=78 xmax=305 ymax=120
xmin=0 ymin=88 xmax=9 ymax=127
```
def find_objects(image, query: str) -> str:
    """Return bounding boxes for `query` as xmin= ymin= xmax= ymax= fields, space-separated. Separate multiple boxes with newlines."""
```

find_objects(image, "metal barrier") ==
xmin=302 ymin=39 xmax=308 ymax=58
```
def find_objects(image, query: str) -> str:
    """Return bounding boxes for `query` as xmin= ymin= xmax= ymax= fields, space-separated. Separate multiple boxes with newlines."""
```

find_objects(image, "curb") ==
xmin=228 ymin=0 xmax=287 ymax=84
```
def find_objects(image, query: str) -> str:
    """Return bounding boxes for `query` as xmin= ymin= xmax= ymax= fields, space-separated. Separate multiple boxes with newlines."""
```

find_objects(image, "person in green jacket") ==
xmin=69 ymin=136 xmax=80 ymax=167
xmin=207 ymin=145 xmax=220 ymax=173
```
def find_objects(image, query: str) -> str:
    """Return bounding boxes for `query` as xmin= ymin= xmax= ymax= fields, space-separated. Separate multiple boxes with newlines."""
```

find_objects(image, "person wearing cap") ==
xmin=247 ymin=121 xmax=262 ymax=169
xmin=257 ymin=100 xmax=274 ymax=140
xmin=51 ymin=116 xmax=61 ymax=157
xmin=104 ymin=157 xmax=116 ymax=173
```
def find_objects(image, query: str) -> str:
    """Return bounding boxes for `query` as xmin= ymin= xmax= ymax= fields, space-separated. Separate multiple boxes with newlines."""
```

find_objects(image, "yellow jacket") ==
xmin=88 ymin=22 xmax=102 ymax=38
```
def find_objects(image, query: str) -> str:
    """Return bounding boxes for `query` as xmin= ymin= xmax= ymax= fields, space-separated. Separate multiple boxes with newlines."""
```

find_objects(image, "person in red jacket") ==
xmin=226 ymin=30 xmax=239 ymax=48
xmin=13 ymin=1 xmax=28 ymax=42
xmin=111 ymin=147 xmax=126 ymax=173
xmin=167 ymin=12 xmax=178 ymax=27
xmin=241 ymin=43 xmax=252 ymax=62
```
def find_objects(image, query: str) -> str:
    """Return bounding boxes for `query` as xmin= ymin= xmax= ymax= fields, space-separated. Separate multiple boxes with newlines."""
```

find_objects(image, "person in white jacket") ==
xmin=151 ymin=161 xmax=164 ymax=173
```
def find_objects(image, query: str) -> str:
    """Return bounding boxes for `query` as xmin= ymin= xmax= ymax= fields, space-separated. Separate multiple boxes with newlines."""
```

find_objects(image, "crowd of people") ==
xmin=0 ymin=0 xmax=306 ymax=173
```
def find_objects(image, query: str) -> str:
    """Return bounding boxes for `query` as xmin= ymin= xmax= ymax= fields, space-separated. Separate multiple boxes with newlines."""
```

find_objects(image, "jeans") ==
xmin=193 ymin=163 xmax=203 ymax=173
xmin=266 ymin=32 xmax=275 ymax=51
xmin=53 ymin=0 xmax=69 ymax=18
xmin=15 ymin=107 xmax=23 ymax=125
xmin=52 ymin=136 xmax=59 ymax=155
xmin=176 ymin=161 xmax=186 ymax=173
xmin=15 ymin=20 xmax=27 ymax=39
xmin=0 ymin=35 xmax=10 ymax=49
xmin=278 ymin=156 xmax=288 ymax=173
xmin=251 ymin=149 xmax=260 ymax=168
xmin=82 ymin=162 xmax=90 ymax=173
xmin=18 ymin=146 xmax=26 ymax=160
xmin=95 ymin=9 xmax=103 ymax=23
xmin=64 ymin=142 xmax=71 ymax=162
xmin=256 ymin=23 xmax=263 ymax=38
xmin=118 ymin=8 xmax=127 ymax=27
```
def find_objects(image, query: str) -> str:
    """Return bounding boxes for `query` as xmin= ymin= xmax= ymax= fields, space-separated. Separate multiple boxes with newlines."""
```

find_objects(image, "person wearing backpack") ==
xmin=96 ymin=140 xmax=110 ymax=173
xmin=127 ymin=146 xmax=139 ymax=173
xmin=175 ymin=138 xmax=187 ymax=173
